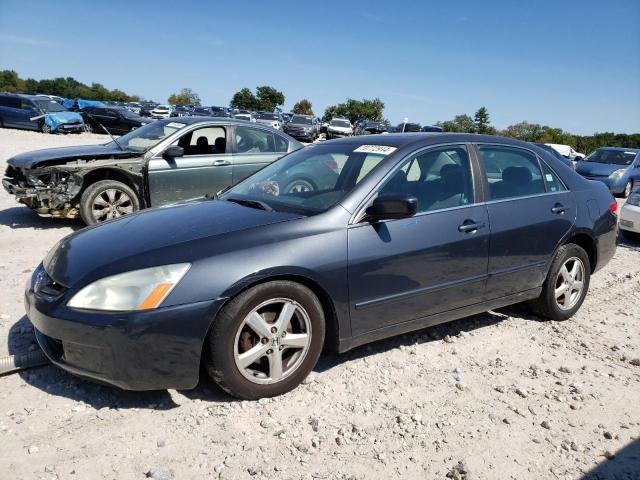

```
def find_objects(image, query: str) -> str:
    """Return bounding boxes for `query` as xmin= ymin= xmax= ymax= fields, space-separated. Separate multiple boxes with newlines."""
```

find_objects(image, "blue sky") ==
xmin=1 ymin=0 xmax=638 ymax=135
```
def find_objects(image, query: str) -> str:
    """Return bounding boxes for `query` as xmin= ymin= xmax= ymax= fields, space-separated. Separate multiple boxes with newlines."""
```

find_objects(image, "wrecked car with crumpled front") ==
xmin=2 ymin=117 xmax=302 ymax=225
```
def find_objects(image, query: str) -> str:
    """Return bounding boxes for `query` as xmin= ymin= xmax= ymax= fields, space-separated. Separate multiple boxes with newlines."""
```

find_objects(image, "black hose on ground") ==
xmin=0 ymin=350 xmax=51 ymax=376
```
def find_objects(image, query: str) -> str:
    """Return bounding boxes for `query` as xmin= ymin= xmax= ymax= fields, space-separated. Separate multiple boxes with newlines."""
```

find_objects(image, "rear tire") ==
xmin=79 ymin=180 xmax=140 ymax=225
xmin=529 ymin=243 xmax=590 ymax=321
xmin=204 ymin=281 xmax=325 ymax=400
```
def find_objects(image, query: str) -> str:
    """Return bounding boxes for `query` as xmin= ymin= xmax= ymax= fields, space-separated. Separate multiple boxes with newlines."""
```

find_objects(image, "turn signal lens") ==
xmin=139 ymin=283 xmax=174 ymax=310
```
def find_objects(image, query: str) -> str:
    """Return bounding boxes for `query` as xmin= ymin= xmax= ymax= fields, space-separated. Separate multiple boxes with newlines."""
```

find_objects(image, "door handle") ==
xmin=458 ymin=220 xmax=486 ymax=233
xmin=213 ymin=160 xmax=231 ymax=166
xmin=551 ymin=203 xmax=568 ymax=214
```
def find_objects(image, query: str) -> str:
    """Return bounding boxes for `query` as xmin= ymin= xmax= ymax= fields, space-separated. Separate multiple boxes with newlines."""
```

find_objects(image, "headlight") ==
xmin=67 ymin=263 xmax=190 ymax=311
xmin=626 ymin=193 xmax=640 ymax=207
xmin=610 ymin=168 xmax=627 ymax=179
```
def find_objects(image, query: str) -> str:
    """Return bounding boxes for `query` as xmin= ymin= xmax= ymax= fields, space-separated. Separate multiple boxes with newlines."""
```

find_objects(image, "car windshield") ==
xmin=584 ymin=149 xmax=636 ymax=165
xmin=223 ymin=143 xmax=396 ymax=215
xmin=194 ymin=108 xmax=210 ymax=114
xmin=34 ymin=100 xmax=67 ymax=113
xmin=258 ymin=113 xmax=278 ymax=120
xmin=291 ymin=116 xmax=312 ymax=125
xmin=330 ymin=119 xmax=351 ymax=128
xmin=109 ymin=120 xmax=186 ymax=153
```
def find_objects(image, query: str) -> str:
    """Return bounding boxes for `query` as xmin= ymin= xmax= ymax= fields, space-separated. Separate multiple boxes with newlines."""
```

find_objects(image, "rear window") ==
xmin=478 ymin=145 xmax=545 ymax=200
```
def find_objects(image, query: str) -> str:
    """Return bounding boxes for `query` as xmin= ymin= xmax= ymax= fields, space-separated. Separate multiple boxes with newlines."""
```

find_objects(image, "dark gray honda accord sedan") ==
xmin=26 ymin=134 xmax=617 ymax=399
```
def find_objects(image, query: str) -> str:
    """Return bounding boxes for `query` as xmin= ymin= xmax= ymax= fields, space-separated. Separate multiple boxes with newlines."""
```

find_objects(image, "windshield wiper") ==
xmin=84 ymin=112 xmax=125 ymax=151
xmin=204 ymin=184 xmax=232 ymax=200
xmin=226 ymin=197 xmax=273 ymax=211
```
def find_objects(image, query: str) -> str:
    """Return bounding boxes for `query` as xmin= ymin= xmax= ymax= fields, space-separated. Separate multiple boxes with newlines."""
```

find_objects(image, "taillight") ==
xmin=609 ymin=201 xmax=617 ymax=215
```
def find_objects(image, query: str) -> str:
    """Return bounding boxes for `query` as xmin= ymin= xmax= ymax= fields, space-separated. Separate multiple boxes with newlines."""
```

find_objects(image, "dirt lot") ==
xmin=0 ymin=128 xmax=639 ymax=480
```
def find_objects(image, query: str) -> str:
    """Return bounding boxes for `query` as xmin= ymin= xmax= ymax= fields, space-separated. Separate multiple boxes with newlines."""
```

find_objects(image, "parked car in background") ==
xmin=191 ymin=106 xmax=228 ymax=117
xmin=0 ymin=93 xmax=84 ymax=134
xmin=256 ymin=112 xmax=283 ymax=130
xmin=171 ymin=106 xmax=192 ymax=117
xmin=139 ymin=103 xmax=159 ymax=117
xmin=576 ymin=147 xmax=640 ymax=197
xmin=3 ymin=118 xmax=302 ymax=225
xmin=619 ymin=188 xmax=640 ymax=240
xmin=80 ymin=106 xmax=151 ymax=134
xmin=326 ymin=118 xmax=353 ymax=139
xmin=533 ymin=143 xmax=575 ymax=169
xmin=421 ymin=125 xmax=444 ymax=133
xmin=397 ymin=122 xmax=422 ymax=133
xmin=125 ymin=102 xmax=142 ymax=115
xmin=546 ymin=143 xmax=584 ymax=161
xmin=24 ymin=133 xmax=617 ymax=399
xmin=284 ymin=114 xmax=320 ymax=142
xmin=151 ymin=105 xmax=173 ymax=119
xmin=234 ymin=112 xmax=257 ymax=122
xmin=356 ymin=121 xmax=386 ymax=135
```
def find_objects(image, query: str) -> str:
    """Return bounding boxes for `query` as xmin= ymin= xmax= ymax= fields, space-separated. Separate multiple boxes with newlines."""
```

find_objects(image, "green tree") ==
xmin=256 ymin=85 xmax=285 ymax=111
xmin=230 ymin=87 xmax=259 ymax=110
xmin=474 ymin=107 xmax=494 ymax=134
xmin=168 ymin=87 xmax=201 ymax=106
xmin=322 ymin=98 xmax=385 ymax=123
xmin=438 ymin=114 xmax=475 ymax=133
xmin=292 ymin=99 xmax=313 ymax=115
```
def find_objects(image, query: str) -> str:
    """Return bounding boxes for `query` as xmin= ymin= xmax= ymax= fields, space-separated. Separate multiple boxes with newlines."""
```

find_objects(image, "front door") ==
xmin=475 ymin=144 xmax=576 ymax=298
xmin=147 ymin=125 xmax=233 ymax=206
xmin=348 ymin=144 xmax=490 ymax=336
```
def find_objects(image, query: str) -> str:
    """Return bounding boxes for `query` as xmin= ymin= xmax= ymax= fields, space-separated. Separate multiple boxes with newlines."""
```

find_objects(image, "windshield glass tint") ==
xmin=330 ymin=120 xmax=351 ymax=128
xmin=259 ymin=113 xmax=278 ymax=120
xmin=112 ymin=120 xmax=185 ymax=152
xmin=584 ymin=149 xmax=636 ymax=165
xmin=291 ymin=116 xmax=312 ymax=125
xmin=224 ymin=143 xmax=394 ymax=214
xmin=35 ymin=100 xmax=66 ymax=112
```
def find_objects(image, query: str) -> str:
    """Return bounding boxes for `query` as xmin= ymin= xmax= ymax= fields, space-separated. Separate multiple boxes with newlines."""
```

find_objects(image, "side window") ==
xmin=379 ymin=145 xmax=473 ymax=213
xmin=181 ymin=127 xmax=227 ymax=156
xmin=20 ymin=99 xmax=35 ymax=111
xmin=274 ymin=134 xmax=289 ymax=153
xmin=235 ymin=126 xmax=275 ymax=153
xmin=541 ymin=161 xmax=566 ymax=193
xmin=478 ymin=146 xmax=545 ymax=200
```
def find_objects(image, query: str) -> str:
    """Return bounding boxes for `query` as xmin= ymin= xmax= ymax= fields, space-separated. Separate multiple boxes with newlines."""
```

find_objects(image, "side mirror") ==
xmin=366 ymin=193 xmax=418 ymax=222
xmin=163 ymin=145 xmax=184 ymax=160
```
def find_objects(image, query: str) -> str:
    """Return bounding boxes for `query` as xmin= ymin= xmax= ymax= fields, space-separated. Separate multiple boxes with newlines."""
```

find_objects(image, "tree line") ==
xmin=2 ymin=70 xmax=637 ymax=153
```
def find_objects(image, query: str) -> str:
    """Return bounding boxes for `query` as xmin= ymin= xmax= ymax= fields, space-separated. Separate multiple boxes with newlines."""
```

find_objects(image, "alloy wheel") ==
xmin=285 ymin=180 xmax=314 ymax=194
xmin=624 ymin=181 xmax=633 ymax=198
xmin=91 ymin=188 xmax=134 ymax=222
xmin=233 ymin=298 xmax=312 ymax=384
xmin=554 ymin=257 xmax=585 ymax=310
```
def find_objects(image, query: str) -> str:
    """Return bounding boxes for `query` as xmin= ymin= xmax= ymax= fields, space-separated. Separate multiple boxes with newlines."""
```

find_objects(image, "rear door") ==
xmin=147 ymin=125 xmax=233 ymax=206
xmin=475 ymin=144 xmax=576 ymax=299
xmin=348 ymin=144 xmax=490 ymax=335
xmin=231 ymin=125 xmax=287 ymax=184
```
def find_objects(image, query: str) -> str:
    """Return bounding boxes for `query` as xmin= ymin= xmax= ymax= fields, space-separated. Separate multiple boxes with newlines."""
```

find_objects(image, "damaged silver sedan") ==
xmin=2 ymin=118 xmax=302 ymax=224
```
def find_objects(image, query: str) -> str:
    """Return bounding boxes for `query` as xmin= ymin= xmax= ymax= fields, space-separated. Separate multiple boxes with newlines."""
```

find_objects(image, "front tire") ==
xmin=40 ymin=122 xmax=51 ymax=134
xmin=622 ymin=180 xmax=633 ymax=198
xmin=204 ymin=281 xmax=325 ymax=399
xmin=79 ymin=180 xmax=140 ymax=225
xmin=529 ymin=243 xmax=590 ymax=321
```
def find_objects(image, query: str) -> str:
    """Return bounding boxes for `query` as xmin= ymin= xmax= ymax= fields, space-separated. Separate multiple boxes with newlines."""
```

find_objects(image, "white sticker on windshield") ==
xmin=545 ymin=174 xmax=554 ymax=182
xmin=353 ymin=145 xmax=397 ymax=155
xmin=166 ymin=122 xmax=186 ymax=129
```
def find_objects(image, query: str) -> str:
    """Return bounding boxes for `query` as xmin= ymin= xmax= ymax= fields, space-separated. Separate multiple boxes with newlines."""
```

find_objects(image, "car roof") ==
xmin=594 ymin=147 xmax=640 ymax=153
xmin=324 ymin=132 xmax=554 ymax=150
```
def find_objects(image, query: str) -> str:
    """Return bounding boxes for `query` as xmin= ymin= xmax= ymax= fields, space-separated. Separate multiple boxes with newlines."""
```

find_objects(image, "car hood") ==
xmin=576 ymin=162 xmax=626 ymax=176
xmin=7 ymin=144 xmax=138 ymax=169
xmin=44 ymin=199 xmax=302 ymax=287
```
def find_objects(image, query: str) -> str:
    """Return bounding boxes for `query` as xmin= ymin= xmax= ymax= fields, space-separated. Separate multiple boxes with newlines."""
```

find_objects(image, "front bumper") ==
xmin=620 ymin=203 xmax=640 ymax=233
xmin=286 ymin=131 xmax=315 ymax=141
xmin=327 ymin=130 xmax=351 ymax=138
xmin=56 ymin=123 xmax=84 ymax=133
xmin=25 ymin=271 xmax=224 ymax=390
xmin=579 ymin=174 xmax=628 ymax=194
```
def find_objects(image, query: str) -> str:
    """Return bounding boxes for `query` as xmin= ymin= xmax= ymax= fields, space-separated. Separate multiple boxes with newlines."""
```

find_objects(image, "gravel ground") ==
xmin=0 ymin=128 xmax=639 ymax=480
